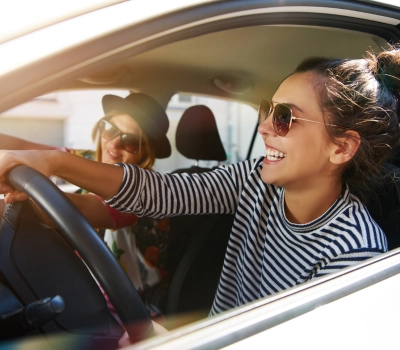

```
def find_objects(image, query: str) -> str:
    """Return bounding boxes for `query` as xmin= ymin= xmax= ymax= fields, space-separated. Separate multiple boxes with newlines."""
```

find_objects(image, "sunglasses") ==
xmin=99 ymin=119 xmax=142 ymax=154
xmin=258 ymin=99 xmax=342 ymax=136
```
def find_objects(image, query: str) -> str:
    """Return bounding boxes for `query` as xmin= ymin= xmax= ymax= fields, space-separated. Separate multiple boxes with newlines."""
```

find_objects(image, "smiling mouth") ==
xmin=265 ymin=147 xmax=286 ymax=161
xmin=106 ymin=149 xmax=120 ymax=159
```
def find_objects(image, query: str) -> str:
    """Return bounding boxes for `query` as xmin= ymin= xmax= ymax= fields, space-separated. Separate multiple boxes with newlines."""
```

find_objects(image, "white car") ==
xmin=0 ymin=1 xmax=399 ymax=349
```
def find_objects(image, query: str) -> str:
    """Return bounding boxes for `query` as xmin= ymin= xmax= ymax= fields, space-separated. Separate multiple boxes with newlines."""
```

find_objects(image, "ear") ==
xmin=329 ymin=130 xmax=361 ymax=165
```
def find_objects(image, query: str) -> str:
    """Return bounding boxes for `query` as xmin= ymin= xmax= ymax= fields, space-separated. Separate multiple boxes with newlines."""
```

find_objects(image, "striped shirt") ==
xmin=105 ymin=157 xmax=387 ymax=315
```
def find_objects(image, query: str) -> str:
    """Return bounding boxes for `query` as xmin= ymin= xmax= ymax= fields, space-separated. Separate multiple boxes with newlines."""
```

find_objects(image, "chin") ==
xmin=260 ymin=171 xmax=275 ymax=186
xmin=102 ymin=157 xmax=115 ymax=165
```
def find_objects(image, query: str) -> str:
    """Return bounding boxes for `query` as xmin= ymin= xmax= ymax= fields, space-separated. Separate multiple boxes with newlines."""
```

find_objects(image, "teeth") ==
xmin=265 ymin=148 xmax=286 ymax=160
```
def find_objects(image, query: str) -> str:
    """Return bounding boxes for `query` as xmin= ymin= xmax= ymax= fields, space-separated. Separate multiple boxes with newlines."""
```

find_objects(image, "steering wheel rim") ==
xmin=7 ymin=165 xmax=153 ymax=342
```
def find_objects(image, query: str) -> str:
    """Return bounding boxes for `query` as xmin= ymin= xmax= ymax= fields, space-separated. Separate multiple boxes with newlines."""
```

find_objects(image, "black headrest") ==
xmin=175 ymin=105 xmax=226 ymax=161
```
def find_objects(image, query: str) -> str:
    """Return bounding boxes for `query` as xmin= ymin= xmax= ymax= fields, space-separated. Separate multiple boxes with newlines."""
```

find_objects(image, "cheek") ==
xmin=123 ymin=151 xmax=142 ymax=165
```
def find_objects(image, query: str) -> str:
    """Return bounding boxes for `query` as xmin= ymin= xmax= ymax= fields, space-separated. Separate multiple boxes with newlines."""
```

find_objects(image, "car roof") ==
xmin=1 ymin=0 xmax=400 ymax=113
xmin=0 ymin=0 xmax=126 ymax=44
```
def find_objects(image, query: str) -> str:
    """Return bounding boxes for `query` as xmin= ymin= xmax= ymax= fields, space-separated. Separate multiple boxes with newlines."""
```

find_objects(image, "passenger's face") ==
xmin=258 ymin=72 xmax=338 ymax=192
xmin=101 ymin=113 xmax=146 ymax=165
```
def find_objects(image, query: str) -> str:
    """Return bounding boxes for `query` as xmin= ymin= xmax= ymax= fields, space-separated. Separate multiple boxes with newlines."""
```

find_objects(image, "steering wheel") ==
xmin=5 ymin=165 xmax=153 ymax=343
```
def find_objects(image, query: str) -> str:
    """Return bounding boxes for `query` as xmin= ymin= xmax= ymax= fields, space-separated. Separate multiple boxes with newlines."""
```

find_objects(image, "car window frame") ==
xmin=129 ymin=248 xmax=400 ymax=349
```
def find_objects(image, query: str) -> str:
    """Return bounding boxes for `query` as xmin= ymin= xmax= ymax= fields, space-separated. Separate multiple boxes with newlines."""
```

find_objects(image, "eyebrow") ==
xmin=272 ymin=101 xmax=304 ymax=114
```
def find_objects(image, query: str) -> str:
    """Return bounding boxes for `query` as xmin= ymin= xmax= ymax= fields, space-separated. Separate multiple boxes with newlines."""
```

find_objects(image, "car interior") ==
xmin=1 ymin=2 xmax=400 ymax=349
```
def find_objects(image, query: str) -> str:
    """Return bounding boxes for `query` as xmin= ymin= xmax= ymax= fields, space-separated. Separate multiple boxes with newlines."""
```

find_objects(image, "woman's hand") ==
xmin=0 ymin=149 xmax=56 ymax=203
xmin=0 ymin=149 xmax=124 ymax=202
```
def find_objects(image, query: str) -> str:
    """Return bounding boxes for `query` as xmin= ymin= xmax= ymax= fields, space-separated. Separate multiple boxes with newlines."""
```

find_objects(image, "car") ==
xmin=0 ymin=0 xmax=400 ymax=349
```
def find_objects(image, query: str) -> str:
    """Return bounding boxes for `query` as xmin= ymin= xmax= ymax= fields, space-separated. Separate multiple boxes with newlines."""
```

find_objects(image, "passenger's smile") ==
xmin=265 ymin=146 xmax=286 ymax=162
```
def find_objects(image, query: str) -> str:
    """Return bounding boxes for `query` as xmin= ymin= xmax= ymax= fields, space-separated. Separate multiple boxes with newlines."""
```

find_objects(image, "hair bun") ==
xmin=373 ymin=48 xmax=400 ymax=94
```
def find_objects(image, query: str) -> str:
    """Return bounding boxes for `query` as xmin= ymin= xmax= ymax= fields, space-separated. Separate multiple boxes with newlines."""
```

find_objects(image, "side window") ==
xmin=154 ymin=94 xmax=262 ymax=173
xmin=0 ymin=90 xmax=264 ymax=174
xmin=0 ymin=89 xmax=129 ymax=150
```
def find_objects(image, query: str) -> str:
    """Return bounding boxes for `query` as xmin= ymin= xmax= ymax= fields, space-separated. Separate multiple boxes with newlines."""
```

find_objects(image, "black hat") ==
xmin=102 ymin=93 xmax=171 ymax=158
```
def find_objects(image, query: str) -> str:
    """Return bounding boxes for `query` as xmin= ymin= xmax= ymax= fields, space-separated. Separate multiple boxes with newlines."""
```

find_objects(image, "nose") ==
xmin=107 ymin=135 xmax=122 ymax=149
xmin=258 ymin=113 xmax=276 ymax=136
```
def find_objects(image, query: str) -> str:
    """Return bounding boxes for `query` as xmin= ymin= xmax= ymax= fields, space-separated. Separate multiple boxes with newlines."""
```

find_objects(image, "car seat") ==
xmin=172 ymin=105 xmax=227 ymax=173
xmin=366 ymin=162 xmax=400 ymax=251
xmin=165 ymin=105 xmax=234 ymax=324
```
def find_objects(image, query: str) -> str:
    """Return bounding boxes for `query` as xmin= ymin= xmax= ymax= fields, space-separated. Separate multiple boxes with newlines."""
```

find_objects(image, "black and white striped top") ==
xmin=105 ymin=157 xmax=387 ymax=315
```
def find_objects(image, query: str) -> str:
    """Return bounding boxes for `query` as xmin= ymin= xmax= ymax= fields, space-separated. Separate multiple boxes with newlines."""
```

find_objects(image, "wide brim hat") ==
xmin=102 ymin=93 xmax=171 ymax=159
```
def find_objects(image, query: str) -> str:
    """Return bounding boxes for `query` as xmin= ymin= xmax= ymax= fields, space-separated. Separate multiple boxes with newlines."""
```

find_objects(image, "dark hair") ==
xmin=294 ymin=46 xmax=400 ymax=203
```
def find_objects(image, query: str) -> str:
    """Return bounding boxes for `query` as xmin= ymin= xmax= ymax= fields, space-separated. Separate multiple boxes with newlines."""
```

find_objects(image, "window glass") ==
xmin=0 ymin=90 xmax=264 ymax=174
xmin=155 ymin=93 xmax=261 ymax=173
xmin=0 ymin=89 xmax=129 ymax=149
xmin=178 ymin=94 xmax=192 ymax=103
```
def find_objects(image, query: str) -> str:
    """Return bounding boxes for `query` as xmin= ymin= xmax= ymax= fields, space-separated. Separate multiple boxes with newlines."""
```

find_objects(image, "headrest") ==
xmin=175 ymin=105 xmax=227 ymax=161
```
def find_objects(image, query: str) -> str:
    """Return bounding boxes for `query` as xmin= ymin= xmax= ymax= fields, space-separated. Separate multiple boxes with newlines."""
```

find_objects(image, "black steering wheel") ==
xmin=4 ymin=165 xmax=153 ymax=343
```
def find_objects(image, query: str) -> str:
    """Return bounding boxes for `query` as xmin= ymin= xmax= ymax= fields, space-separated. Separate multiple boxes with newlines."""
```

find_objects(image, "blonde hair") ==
xmin=92 ymin=109 xmax=156 ymax=170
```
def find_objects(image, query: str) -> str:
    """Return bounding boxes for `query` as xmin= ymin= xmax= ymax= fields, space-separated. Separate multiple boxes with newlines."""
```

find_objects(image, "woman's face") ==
xmin=101 ymin=113 xmax=146 ymax=165
xmin=258 ymin=72 xmax=339 ymax=192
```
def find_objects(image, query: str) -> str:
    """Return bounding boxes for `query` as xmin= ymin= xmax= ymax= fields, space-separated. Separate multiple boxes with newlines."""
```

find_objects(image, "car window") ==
xmin=0 ymin=90 xmax=262 ymax=174
xmin=0 ymin=89 xmax=129 ymax=150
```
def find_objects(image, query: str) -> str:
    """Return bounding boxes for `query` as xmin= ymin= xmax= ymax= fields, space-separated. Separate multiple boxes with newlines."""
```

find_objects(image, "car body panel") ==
xmin=129 ymin=248 xmax=400 ymax=349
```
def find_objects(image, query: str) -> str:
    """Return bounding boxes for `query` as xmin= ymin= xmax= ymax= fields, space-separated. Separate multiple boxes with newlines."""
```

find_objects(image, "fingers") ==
xmin=0 ymin=150 xmax=52 ymax=180
xmin=4 ymin=191 xmax=28 ymax=204
xmin=0 ymin=184 xmax=13 ymax=193
xmin=0 ymin=150 xmax=54 ymax=204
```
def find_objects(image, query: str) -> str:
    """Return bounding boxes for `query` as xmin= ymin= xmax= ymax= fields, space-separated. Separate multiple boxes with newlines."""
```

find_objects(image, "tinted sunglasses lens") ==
xmin=273 ymin=104 xmax=292 ymax=136
xmin=121 ymin=134 xmax=141 ymax=154
xmin=101 ymin=120 xmax=118 ymax=141
xmin=258 ymin=100 xmax=272 ymax=123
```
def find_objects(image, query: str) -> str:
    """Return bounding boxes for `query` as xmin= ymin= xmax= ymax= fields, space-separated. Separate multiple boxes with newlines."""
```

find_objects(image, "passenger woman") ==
xmin=0 ymin=93 xmax=172 ymax=317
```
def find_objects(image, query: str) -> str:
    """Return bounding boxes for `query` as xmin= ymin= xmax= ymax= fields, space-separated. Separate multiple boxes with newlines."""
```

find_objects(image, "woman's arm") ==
xmin=0 ymin=150 xmax=124 ymax=202
xmin=28 ymin=194 xmax=114 ymax=229
xmin=67 ymin=193 xmax=138 ymax=229
xmin=67 ymin=193 xmax=114 ymax=228
xmin=106 ymin=162 xmax=239 ymax=217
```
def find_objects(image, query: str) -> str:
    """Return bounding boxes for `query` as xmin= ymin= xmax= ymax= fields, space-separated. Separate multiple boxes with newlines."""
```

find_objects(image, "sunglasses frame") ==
xmin=258 ymin=99 xmax=343 ymax=136
xmin=99 ymin=119 xmax=142 ymax=154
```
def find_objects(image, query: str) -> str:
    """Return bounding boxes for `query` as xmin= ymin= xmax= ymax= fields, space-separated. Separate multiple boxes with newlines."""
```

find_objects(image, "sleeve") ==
xmin=103 ymin=203 xmax=139 ymax=229
xmin=92 ymin=193 xmax=138 ymax=229
xmin=104 ymin=161 xmax=254 ymax=218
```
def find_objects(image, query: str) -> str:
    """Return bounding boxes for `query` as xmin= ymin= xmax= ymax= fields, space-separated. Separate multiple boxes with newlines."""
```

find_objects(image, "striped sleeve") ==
xmin=104 ymin=161 xmax=260 ymax=218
